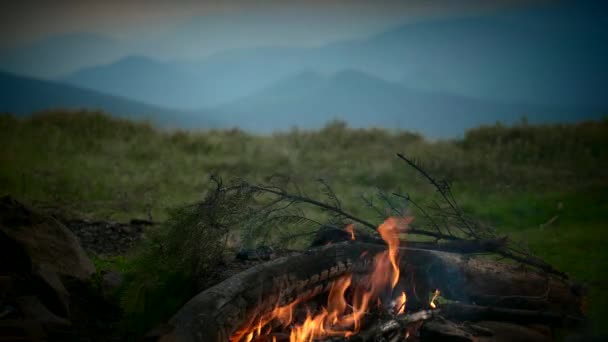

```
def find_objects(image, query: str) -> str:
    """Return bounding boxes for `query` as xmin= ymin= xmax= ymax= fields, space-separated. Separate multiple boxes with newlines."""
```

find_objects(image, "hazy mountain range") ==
xmin=1 ymin=4 xmax=606 ymax=137
xmin=0 ymin=71 xmax=215 ymax=128
xmin=60 ymin=11 xmax=608 ymax=110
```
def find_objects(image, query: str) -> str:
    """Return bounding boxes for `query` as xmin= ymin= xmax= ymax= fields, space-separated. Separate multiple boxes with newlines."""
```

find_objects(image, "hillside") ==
xmin=0 ymin=71 xmax=214 ymax=128
xmin=1 ymin=112 xmax=607 ymax=334
xmin=61 ymin=56 xmax=212 ymax=109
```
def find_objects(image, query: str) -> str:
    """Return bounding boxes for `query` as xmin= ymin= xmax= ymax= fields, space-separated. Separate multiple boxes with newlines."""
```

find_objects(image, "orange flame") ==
xmin=377 ymin=216 xmax=413 ymax=288
xmin=430 ymin=289 xmax=440 ymax=309
xmin=344 ymin=224 xmax=355 ymax=240
xmin=231 ymin=216 xmax=414 ymax=342
xmin=396 ymin=291 xmax=407 ymax=314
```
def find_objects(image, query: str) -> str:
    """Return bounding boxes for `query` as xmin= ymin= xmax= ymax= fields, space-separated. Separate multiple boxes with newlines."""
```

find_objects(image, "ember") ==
xmin=344 ymin=224 xmax=355 ymax=241
xmin=429 ymin=289 xmax=440 ymax=310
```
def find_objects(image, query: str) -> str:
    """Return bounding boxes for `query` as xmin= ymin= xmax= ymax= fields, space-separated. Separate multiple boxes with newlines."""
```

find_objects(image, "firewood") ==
xmin=158 ymin=243 xmax=583 ymax=342
xmin=439 ymin=303 xmax=585 ymax=327
xmin=420 ymin=319 xmax=475 ymax=342
xmin=400 ymin=247 xmax=584 ymax=314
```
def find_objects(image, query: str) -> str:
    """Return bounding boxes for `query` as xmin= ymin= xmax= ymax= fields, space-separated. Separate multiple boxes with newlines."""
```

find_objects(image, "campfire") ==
xmin=155 ymin=218 xmax=584 ymax=341
xmin=152 ymin=155 xmax=586 ymax=342
xmin=231 ymin=217 xmax=418 ymax=342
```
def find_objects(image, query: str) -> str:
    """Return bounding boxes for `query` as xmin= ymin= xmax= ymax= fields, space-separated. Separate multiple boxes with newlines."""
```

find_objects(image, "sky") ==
xmin=2 ymin=0 xmax=546 ymax=57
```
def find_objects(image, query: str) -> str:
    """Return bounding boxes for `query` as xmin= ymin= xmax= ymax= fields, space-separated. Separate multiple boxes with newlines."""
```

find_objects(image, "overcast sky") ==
xmin=2 ymin=0 xmax=545 ymax=54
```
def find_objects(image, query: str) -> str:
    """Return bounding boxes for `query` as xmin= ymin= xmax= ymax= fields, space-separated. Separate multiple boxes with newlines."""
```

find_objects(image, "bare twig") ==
xmin=246 ymin=184 xmax=461 ymax=241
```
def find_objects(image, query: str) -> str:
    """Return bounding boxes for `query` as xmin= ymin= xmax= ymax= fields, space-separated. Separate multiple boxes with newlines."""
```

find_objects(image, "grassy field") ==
xmin=1 ymin=111 xmax=607 ymax=335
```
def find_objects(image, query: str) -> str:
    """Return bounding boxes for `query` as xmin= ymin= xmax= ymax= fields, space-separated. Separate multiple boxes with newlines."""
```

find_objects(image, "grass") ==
xmin=1 ymin=111 xmax=607 ymax=335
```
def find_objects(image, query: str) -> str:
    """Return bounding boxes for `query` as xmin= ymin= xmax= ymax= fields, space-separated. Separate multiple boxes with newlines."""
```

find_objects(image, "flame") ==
xmin=231 ymin=216 xmax=414 ymax=342
xmin=396 ymin=291 xmax=407 ymax=314
xmin=344 ymin=224 xmax=355 ymax=240
xmin=430 ymin=289 xmax=440 ymax=309
xmin=377 ymin=216 xmax=412 ymax=288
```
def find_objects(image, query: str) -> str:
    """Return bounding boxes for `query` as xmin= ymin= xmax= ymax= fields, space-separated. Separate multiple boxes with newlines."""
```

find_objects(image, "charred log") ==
xmin=310 ymin=226 xmax=508 ymax=254
xmin=401 ymin=247 xmax=584 ymax=314
xmin=440 ymin=303 xmax=585 ymax=327
xmin=155 ymin=243 xmax=583 ymax=342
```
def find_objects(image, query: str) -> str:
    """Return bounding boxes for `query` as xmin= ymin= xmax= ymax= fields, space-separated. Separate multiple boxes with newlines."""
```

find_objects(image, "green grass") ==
xmin=1 ymin=111 xmax=607 ymax=335
xmin=460 ymin=188 xmax=608 ymax=334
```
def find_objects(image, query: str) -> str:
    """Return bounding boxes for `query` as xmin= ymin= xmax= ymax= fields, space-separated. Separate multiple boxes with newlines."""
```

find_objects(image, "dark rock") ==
xmin=0 ymin=275 xmax=17 ymax=299
xmin=33 ymin=264 xmax=71 ymax=317
xmin=14 ymin=296 xmax=71 ymax=329
xmin=101 ymin=271 xmax=124 ymax=301
xmin=0 ymin=230 xmax=32 ymax=273
xmin=62 ymin=218 xmax=147 ymax=255
xmin=0 ymin=305 xmax=15 ymax=319
xmin=0 ymin=197 xmax=126 ymax=341
xmin=0 ymin=319 xmax=46 ymax=340
xmin=0 ymin=196 xmax=95 ymax=280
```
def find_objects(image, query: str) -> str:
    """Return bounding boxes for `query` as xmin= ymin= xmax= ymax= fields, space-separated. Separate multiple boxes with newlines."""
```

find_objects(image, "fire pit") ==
xmin=154 ymin=217 xmax=584 ymax=342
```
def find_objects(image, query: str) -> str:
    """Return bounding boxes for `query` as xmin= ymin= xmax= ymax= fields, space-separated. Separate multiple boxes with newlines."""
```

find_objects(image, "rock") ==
xmin=14 ymin=296 xmax=72 ymax=329
xmin=0 ymin=319 xmax=46 ymax=340
xmin=0 ymin=196 xmax=95 ymax=281
xmin=0 ymin=275 xmax=17 ymax=299
xmin=61 ymin=218 xmax=147 ymax=255
xmin=33 ymin=263 xmax=71 ymax=317
xmin=0 ymin=304 xmax=15 ymax=319
xmin=0 ymin=229 xmax=32 ymax=273
xmin=101 ymin=271 xmax=124 ymax=300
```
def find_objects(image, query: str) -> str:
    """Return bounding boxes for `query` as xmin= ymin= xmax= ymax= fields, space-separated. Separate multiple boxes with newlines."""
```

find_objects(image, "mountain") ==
xmin=0 ymin=33 xmax=126 ymax=79
xmin=61 ymin=56 xmax=210 ymax=109
xmin=62 ymin=51 xmax=312 ymax=108
xmin=1 ymin=68 xmax=603 ymax=138
xmin=0 ymin=70 xmax=213 ymax=128
xmin=216 ymin=70 xmax=603 ymax=137
xmin=59 ymin=2 xmax=608 ymax=111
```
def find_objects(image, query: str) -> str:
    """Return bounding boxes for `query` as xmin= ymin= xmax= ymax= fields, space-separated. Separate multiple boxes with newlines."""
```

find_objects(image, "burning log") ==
xmin=349 ymin=310 xmax=434 ymax=342
xmin=154 ymin=241 xmax=583 ymax=342
xmin=401 ymin=248 xmax=584 ymax=314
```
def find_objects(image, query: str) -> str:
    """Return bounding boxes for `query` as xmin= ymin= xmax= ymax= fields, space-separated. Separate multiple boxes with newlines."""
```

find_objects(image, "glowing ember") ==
xmin=430 ymin=289 xmax=441 ymax=309
xmin=344 ymin=224 xmax=355 ymax=240
xmin=396 ymin=291 xmax=407 ymax=314
xmin=231 ymin=217 xmax=414 ymax=342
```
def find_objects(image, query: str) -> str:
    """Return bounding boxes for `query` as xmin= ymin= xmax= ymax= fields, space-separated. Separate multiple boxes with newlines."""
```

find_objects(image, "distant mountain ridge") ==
xmin=215 ymin=69 xmax=603 ymax=137
xmin=58 ymin=4 xmax=608 ymax=111
xmin=0 ymin=70 xmax=214 ymax=128
xmin=0 ymin=33 xmax=125 ymax=79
